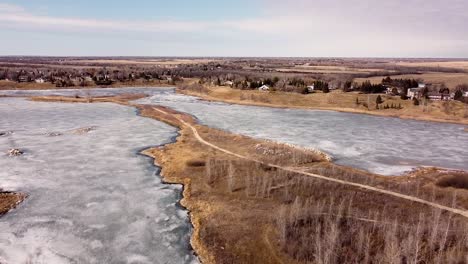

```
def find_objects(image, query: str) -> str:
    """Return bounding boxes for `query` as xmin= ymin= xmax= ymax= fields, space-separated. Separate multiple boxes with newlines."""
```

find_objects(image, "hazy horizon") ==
xmin=1 ymin=0 xmax=468 ymax=57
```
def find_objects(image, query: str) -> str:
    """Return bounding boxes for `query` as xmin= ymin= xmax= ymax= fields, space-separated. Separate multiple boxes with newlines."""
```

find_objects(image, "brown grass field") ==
xmin=276 ymin=65 xmax=393 ymax=74
xmin=355 ymin=72 xmax=468 ymax=90
xmin=392 ymin=61 xmax=468 ymax=71
xmin=0 ymin=80 xmax=174 ymax=90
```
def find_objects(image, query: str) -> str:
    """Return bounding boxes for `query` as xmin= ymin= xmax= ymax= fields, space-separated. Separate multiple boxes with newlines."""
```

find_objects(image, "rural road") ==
xmin=152 ymin=106 xmax=468 ymax=219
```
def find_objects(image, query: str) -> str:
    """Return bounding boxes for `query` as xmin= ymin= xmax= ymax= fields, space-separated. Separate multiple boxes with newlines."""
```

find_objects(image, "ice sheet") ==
xmin=0 ymin=98 xmax=198 ymax=264
xmin=2 ymin=87 xmax=466 ymax=175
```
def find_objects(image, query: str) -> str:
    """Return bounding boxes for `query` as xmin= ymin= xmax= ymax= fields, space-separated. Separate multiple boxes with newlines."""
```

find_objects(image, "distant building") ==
xmin=224 ymin=81 xmax=234 ymax=87
xmin=418 ymin=83 xmax=426 ymax=88
xmin=439 ymin=88 xmax=451 ymax=100
xmin=427 ymin=90 xmax=451 ymax=101
xmin=35 ymin=78 xmax=45 ymax=83
xmin=464 ymin=91 xmax=468 ymax=97
xmin=18 ymin=75 xmax=30 ymax=83
xmin=258 ymin=85 xmax=270 ymax=91
xmin=386 ymin=87 xmax=400 ymax=96
xmin=307 ymin=84 xmax=315 ymax=93
xmin=407 ymin=88 xmax=422 ymax=99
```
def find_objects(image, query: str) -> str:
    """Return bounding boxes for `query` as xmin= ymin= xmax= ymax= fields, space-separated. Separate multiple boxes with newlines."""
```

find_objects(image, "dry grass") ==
xmin=179 ymin=85 xmax=468 ymax=125
xmin=276 ymin=65 xmax=392 ymax=74
xmin=355 ymin=72 xmax=468 ymax=90
xmin=0 ymin=79 xmax=175 ymax=90
xmin=0 ymin=192 xmax=26 ymax=215
xmin=66 ymin=58 xmax=215 ymax=66
xmin=0 ymin=80 xmax=54 ymax=90
xmin=393 ymin=61 xmax=468 ymax=71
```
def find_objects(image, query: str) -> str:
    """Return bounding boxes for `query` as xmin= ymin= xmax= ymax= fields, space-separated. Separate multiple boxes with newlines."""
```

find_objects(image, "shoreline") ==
xmin=178 ymin=89 xmax=468 ymax=126
xmin=0 ymin=81 xmax=176 ymax=91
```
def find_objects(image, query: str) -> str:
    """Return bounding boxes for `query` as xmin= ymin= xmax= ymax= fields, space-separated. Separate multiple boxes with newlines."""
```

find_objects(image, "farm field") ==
xmin=355 ymin=72 xmax=468 ymax=90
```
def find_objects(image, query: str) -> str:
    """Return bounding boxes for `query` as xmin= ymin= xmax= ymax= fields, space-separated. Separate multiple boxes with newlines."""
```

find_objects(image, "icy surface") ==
xmin=135 ymin=90 xmax=468 ymax=175
xmin=1 ymin=87 xmax=467 ymax=175
xmin=0 ymin=98 xmax=198 ymax=264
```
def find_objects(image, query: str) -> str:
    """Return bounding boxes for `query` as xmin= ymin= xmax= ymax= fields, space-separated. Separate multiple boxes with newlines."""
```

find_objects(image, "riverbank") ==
xmin=178 ymin=84 xmax=468 ymax=126
xmin=12 ymin=94 xmax=468 ymax=263
xmin=0 ymin=80 xmax=176 ymax=90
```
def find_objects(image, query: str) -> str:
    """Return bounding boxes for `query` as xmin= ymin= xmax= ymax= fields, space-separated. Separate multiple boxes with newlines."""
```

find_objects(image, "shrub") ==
xmin=186 ymin=159 xmax=206 ymax=167
xmin=436 ymin=173 xmax=468 ymax=190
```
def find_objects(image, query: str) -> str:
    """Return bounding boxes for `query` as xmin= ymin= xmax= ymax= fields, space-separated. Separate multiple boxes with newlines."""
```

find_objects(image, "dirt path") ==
xmin=151 ymin=106 xmax=468 ymax=219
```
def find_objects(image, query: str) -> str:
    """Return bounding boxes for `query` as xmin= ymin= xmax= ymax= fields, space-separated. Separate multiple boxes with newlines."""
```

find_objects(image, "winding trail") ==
xmin=152 ymin=106 xmax=468 ymax=219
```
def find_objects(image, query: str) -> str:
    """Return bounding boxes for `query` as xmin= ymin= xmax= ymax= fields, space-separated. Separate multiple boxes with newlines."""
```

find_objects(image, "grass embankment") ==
xmin=140 ymin=106 xmax=468 ymax=263
xmin=0 ymin=80 xmax=175 ymax=90
xmin=178 ymin=84 xmax=468 ymax=125
xmin=26 ymin=95 xmax=468 ymax=263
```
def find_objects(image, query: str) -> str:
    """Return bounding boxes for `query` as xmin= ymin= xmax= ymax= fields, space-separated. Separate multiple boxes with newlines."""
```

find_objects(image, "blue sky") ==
xmin=1 ymin=0 xmax=468 ymax=57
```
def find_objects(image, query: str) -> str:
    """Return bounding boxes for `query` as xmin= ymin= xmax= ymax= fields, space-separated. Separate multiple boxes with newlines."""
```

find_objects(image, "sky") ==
xmin=0 ymin=0 xmax=468 ymax=57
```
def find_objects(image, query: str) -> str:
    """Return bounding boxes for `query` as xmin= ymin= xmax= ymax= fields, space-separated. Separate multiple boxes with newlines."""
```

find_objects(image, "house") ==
xmin=439 ymin=88 xmax=451 ymax=101
xmin=418 ymin=83 xmax=426 ymax=88
xmin=258 ymin=85 xmax=270 ymax=91
xmin=329 ymin=83 xmax=338 ymax=90
xmin=427 ymin=92 xmax=442 ymax=101
xmin=224 ymin=81 xmax=234 ymax=87
xmin=386 ymin=87 xmax=400 ymax=96
xmin=307 ymin=84 xmax=315 ymax=93
xmin=407 ymin=88 xmax=422 ymax=99
xmin=464 ymin=91 xmax=468 ymax=97
xmin=18 ymin=75 xmax=30 ymax=83
xmin=427 ymin=91 xmax=451 ymax=101
xmin=35 ymin=78 xmax=45 ymax=83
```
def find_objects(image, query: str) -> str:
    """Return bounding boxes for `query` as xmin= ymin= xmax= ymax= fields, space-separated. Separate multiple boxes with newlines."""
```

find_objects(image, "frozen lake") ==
xmin=136 ymin=89 xmax=468 ymax=175
xmin=2 ymin=87 xmax=467 ymax=175
xmin=0 ymin=98 xmax=197 ymax=264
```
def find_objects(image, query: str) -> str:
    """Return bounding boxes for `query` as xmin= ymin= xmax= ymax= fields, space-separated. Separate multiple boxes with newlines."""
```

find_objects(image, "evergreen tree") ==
xmin=376 ymin=95 xmax=383 ymax=105
xmin=454 ymin=90 xmax=464 ymax=101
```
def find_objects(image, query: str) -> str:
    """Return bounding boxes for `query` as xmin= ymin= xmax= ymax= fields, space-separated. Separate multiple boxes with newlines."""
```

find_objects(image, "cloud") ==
xmin=0 ymin=3 xmax=25 ymax=13
xmin=0 ymin=3 xmax=211 ymax=33
xmin=1 ymin=1 xmax=468 ymax=57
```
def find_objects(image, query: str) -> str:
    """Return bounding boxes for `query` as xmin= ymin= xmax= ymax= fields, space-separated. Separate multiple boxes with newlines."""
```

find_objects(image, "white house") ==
xmin=464 ymin=91 xmax=468 ymax=97
xmin=35 ymin=78 xmax=45 ymax=83
xmin=224 ymin=81 xmax=234 ymax=87
xmin=418 ymin=83 xmax=426 ymax=88
xmin=407 ymin=88 xmax=422 ymax=99
xmin=386 ymin=86 xmax=400 ymax=95
xmin=258 ymin=85 xmax=270 ymax=91
xmin=307 ymin=84 xmax=315 ymax=93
